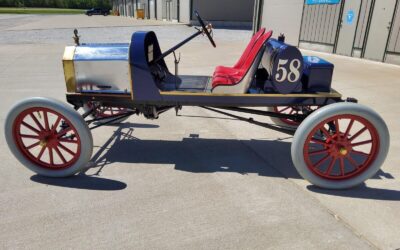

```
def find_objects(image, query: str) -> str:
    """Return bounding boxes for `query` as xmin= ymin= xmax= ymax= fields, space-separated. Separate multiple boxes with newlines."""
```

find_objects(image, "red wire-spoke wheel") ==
xmin=267 ymin=106 xmax=319 ymax=128
xmin=304 ymin=114 xmax=379 ymax=180
xmin=13 ymin=107 xmax=81 ymax=170
xmin=5 ymin=98 xmax=93 ymax=177
xmin=291 ymin=103 xmax=390 ymax=189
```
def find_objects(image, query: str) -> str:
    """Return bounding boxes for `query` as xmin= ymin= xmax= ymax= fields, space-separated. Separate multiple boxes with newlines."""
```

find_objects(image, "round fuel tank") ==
xmin=262 ymin=39 xmax=304 ymax=94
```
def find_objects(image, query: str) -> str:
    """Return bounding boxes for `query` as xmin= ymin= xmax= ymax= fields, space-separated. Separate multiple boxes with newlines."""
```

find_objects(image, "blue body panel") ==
xmin=129 ymin=31 xmax=166 ymax=101
xmin=302 ymin=56 xmax=334 ymax=92
xmin=303 ymin=56 xmax=333 ymax=67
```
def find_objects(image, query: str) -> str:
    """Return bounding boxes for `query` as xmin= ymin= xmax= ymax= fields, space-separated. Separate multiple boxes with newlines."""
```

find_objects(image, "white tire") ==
xmin=5 ymin=97 xmax=93 ymax=177
xmin=291 ymin=102 xmax=390 ymax=189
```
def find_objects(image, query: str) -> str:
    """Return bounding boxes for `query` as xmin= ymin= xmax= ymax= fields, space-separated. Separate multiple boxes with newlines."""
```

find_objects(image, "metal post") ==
xmin=148 ymin=0 xmax=150 ymax=18
xmin=177 ymin=0 xmax=180 ymax=22
xmin=252 ymin=0 xmax=264 ymax=34
xmin=155 ymin=0 xmax=157 ymax=19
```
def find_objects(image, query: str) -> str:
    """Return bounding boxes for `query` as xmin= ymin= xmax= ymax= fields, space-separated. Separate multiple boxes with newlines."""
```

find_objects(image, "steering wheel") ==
xmin=194 ymin=11 xmax=216 ymax=48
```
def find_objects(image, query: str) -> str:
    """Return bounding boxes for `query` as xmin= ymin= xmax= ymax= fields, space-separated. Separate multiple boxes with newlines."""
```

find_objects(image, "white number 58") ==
xmin=275 ymin=59 xmax=301 ymax=83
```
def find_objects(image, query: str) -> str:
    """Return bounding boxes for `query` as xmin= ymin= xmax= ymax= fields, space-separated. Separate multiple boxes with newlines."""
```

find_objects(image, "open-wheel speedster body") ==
xmin=5 ymin=12 xmax=390 ymax=189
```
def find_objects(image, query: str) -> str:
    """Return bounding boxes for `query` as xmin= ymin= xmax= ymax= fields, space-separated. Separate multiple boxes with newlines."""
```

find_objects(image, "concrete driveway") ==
xmin=0 ymin=14 xmax=399 ymax=249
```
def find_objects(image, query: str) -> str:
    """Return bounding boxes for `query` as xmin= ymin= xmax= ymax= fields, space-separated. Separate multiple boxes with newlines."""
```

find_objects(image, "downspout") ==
xmin=148 ymin=0 xmax=150 ymax=18
xmin=252 ymin=0 xmax=264 ymax=34
xmin=177 ymin=0 xmax=180 ymax=22
xmin=155 ymin=0 xmax=157 ymax=19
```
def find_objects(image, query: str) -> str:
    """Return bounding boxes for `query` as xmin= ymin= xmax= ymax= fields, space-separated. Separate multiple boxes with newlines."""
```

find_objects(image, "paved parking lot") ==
xmin=0 ymin=14 xmax=399 ymax=249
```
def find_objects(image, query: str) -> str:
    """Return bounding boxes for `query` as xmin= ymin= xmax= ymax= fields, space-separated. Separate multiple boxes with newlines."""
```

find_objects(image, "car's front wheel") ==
xmin=291 ymin=102 xmax=390 ymax=189
xmin=5 ymin=97 xmax=93 ymax=177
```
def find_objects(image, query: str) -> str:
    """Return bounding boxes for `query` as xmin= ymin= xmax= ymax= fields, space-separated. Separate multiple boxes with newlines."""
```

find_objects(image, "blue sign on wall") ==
xmin=346 ymin=10 xmax=355 ymax=25
xmin=306 ymin=0 xmax=340 ymax=5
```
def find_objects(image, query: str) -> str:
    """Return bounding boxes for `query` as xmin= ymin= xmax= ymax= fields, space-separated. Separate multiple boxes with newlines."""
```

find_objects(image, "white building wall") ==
xmin=259 ymin=0 xmax=303 ymax=46
xmin=156 ymin=0 xmax=163 ymax=20
xmin=179 ymin=0 xmax=190 ymax=23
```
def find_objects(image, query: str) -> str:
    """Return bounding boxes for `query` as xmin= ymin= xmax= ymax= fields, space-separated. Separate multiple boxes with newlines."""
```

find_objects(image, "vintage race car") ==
xmin=4 ymin=12 xmax=390 ymax=189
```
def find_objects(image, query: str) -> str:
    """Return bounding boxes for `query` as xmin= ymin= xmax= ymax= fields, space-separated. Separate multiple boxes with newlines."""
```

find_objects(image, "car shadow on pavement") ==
xmin=85 ymin=125 xmax=395 ymax=198
xmin=30 ymin=174 xmax=127 ymax=191
xmin=307 ymin=184 xmax=400 ymax=201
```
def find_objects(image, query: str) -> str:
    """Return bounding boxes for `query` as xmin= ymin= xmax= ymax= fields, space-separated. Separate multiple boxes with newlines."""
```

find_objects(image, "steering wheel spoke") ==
xmin=195 ymin=11 xmax=216 ymax=48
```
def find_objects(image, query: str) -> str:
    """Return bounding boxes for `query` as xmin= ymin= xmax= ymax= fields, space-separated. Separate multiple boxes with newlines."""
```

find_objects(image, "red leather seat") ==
xmin=212 ymin=30 xmax=273 ymax=89
xmin=213 ymin=28 xmax=266 ymax=76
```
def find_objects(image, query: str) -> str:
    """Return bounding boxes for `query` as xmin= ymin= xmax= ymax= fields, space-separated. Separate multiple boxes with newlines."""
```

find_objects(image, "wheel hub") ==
xmin=326 ymin=134 xmax=352 ymax=158
xmin=39 ymin=139 xmax=47 ymax=147
xmin=38 ymin=131 xmax=59 ymax=148
xmin=339 ymin=147 xmax=348 ymax=156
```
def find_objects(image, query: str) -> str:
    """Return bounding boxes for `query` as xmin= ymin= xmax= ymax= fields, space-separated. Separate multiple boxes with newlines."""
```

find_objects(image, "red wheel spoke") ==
xmin=325 ymin=157 xmax=337 ymax=175
xmin=313 ymin=154 xmax=331 ymax=169
xmin=350 ymin=127 xmax=367 ymax=142
xmin=26 ymin=141 xmax=40 ymax=150
xmin=346 ymin=155 xmax=359 ymax=169
xmin=30 ymin=113 xmax=44 ymax=131
xmin=59 ymin=138 xmax=78 ymax=144
xmin=48 ymin=147 xmax=54 ymax=166
xmin=310 ymin=138 xmax=327 ymax=145
xmin=309 ymin=149 xmax=329 ymax=156
xmin=344 ymin=119 xmax=354 ymax=137
xmin=351 ymin=150 xmax=369 ymax=157
xmin=36 ymin=146 xmax=46 ymax=161
xmin=320 ymin=126 xmax=331 ymax=139
xmin=51 ymin=116 xmax=62 ymax=133
xmin=43 ymin=111 xmax=50 ymax=130
xmin=335 ymin=119 xmax=340 ymax=135
xmin=57 ymin=127 xmax=72 ymax=138
xmin=20 ymin=134 xmax=40 ymax=139
xmin=54 ymin=146 xmax=67 ymax=164
xmin=351 ymin=139 xmax=372 ymax=147
xmin=58 ymin=143 xmax=76 ymax=156
xmin=339 ymin=158 xmax=345 ymax=176
xmin=21 ymin=121 xmax=40 ymax=134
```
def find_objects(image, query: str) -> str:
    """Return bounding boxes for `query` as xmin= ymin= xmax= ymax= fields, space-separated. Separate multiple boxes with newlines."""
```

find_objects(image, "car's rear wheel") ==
xmin=5 ymin=97 xmax=93 ymax=177
xmin=83 ymin=102 xmax=131 ymax=125
xmin=291 ymin=102 xmax=389 ymax=189
xmin=267 ymin=106 xmax=319 ymax=128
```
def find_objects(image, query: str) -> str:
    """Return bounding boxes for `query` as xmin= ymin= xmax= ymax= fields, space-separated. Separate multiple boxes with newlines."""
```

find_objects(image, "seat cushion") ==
xmin=213 ymin=28 xmax=266 ymax=75
xmin=213 ymin=66 xmax=243 ymax=77
xmin=212 ymin=74 xmax=243 ymax=86
xmin=212 ymin=30 xmax=273 ymax=90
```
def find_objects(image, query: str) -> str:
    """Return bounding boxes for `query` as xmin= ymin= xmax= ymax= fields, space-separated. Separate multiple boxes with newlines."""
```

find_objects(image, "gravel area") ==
xmin=0 ymin=14 xmax=252 ymax=45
